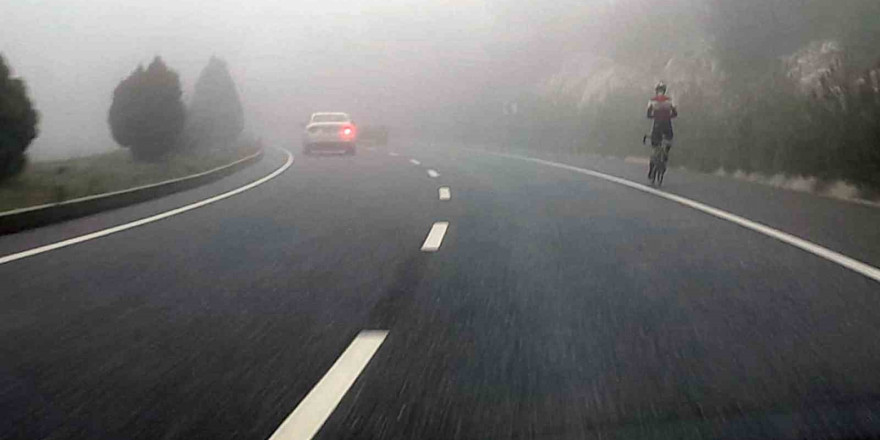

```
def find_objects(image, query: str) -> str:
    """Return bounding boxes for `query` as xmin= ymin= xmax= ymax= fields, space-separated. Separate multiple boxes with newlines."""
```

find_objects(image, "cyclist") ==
xmin=646 ymin=81 xmax=677 ymax=180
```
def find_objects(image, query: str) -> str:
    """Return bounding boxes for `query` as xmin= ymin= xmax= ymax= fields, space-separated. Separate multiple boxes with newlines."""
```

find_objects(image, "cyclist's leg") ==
xmin=649 ymin=124 xmax=662 ymax=179
xmin=661 ymin=122 xmax=673 ymax=161
xmin=649 ymin=146 xmax=661 ymax=179
xmin=650 ymin=145 xmax=664 ymax=180
xmin=651 ymin=123 xmax=664 ymax=149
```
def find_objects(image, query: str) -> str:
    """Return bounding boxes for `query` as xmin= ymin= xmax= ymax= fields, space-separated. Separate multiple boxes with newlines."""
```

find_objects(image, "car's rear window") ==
xmin=312 ymin=114 xmax=349 ymax=123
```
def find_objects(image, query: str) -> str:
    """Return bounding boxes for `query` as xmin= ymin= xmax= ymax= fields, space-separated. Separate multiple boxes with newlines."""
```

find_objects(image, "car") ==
xmin=302 ymin=112 xmax=357 ymax=155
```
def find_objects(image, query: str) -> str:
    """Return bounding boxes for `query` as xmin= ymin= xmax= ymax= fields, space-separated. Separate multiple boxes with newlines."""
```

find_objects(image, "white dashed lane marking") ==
xmin=427 ymin=169 xmax=440 ymax=178
xmin=389 ymin=152 xmax=399 ymax=157
xmin=268 ymin=330 xmax=389 ymax=440
xmin=421 ymin=222 xmax=449 ymax=252
xmin=409 ymin=159 xmax=421 ymax=165
xmin=439 ymin=187 xmax=451 ymax=201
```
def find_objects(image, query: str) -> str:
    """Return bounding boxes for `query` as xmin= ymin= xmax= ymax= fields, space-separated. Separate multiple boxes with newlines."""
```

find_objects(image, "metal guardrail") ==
xmin=0 ymin=149 xmax=264 ymax=235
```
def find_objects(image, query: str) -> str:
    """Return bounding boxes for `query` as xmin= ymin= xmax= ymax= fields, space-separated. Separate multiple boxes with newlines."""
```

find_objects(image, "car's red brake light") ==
xmin=340 ymin=125 xmax=356 ymax=140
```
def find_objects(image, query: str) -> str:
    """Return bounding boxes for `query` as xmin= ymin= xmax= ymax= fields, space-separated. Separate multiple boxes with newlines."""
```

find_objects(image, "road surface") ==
xmin=3 ymin=142 xmax=880 ymax=439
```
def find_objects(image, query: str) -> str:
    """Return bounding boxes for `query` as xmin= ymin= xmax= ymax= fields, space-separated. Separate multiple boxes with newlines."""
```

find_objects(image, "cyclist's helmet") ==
xmin=655 ymin=81 xmax=668 ymax=94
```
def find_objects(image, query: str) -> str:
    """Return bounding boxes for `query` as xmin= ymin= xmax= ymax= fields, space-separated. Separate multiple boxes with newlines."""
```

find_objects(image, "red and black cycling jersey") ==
xmin=646 ymin=94 xmax=678 ymax=121
xmin=647 ymin=94 xmax=677 ymax=146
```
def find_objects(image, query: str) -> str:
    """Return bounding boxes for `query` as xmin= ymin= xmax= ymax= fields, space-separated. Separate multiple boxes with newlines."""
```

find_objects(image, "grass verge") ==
xmin=0 ymin=143 xmax=260 ymax=213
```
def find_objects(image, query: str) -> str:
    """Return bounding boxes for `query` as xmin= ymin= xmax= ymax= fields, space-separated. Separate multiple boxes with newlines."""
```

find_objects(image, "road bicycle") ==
xmin=642 ymin=134 xmax=670 ymax=187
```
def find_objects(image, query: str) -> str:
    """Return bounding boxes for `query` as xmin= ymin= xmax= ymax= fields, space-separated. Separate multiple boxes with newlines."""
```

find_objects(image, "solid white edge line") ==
xmin=421 ymin=221 xmax=449 ymax=252
xmin=268 ymin=330 xmax=388 ymax=440
xmin=427 ymin=169 xmax=440 ymax=178
xmin=439 ymin=187 xmax=451 ymax=201
xmin=409 ymin=159 xmax=421 ymax=165
xmin=0 ymin=148 xmax=295 ymax=266
xmin=484 ymin=150 xmax=880 ymax=284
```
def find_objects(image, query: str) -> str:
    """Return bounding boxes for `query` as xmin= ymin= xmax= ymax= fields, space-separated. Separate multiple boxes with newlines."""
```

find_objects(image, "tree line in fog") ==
xmin=0 ymin=53 xmax=244 ymax=181
xmin=467 ymin=0 xmax=880 ymax=194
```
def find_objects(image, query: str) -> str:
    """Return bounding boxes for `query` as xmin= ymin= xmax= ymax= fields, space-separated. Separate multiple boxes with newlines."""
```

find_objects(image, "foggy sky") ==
xmin=2 ymin=0 xmax=495 ymax=160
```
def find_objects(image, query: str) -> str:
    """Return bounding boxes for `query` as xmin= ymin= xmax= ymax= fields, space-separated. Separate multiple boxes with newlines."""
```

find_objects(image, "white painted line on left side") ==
xmin=0 ymin=149 xmax=295 ymax=266
xmin=409 ymin=159 xmax=421 ymax=165
xmin=427 ymin=169 xmax=440 ymax=178
xmin=421 ymin=221 xmax=449 ymax=252
xmin=268 ymin=330 xmax=388 ymax=440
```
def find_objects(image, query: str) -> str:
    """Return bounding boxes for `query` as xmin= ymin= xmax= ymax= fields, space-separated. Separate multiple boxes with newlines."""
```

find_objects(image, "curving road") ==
xmin=3 ymin=142 xmax=880 ymax=439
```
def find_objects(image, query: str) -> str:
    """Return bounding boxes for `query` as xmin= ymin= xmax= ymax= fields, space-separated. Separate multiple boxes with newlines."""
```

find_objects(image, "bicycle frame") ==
xmin=649 ymin=141 xmax=670 ymax=187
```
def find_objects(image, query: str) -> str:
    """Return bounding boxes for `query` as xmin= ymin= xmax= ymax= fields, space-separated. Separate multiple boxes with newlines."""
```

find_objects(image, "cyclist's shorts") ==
xmin=651 ymin=121 xmax=674 ymax=146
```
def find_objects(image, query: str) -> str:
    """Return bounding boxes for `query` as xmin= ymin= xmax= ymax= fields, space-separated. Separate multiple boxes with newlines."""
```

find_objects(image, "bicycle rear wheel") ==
xmin=649 ymin=147 xmax=662 ymax=186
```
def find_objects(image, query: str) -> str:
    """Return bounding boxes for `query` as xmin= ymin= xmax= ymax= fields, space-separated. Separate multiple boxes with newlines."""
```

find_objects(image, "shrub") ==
xmin=108 ymin=57 xmax=185 ymax=161
xmin=0 ymin=54 xmax=38 ymax=180
xmin=186 ymin=56 xmax=244 ymax=150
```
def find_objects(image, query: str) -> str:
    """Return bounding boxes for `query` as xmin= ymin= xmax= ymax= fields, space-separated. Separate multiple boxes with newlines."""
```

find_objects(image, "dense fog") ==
xmin=2 ymin=0 xmax=493 ymax=160
xmin=3 ymin=0 xmax=879 ymax=194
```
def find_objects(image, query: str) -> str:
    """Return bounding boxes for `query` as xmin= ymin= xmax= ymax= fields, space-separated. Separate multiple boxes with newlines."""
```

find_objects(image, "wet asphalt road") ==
xmin=3 ymin=142 xmax=880 ymax=439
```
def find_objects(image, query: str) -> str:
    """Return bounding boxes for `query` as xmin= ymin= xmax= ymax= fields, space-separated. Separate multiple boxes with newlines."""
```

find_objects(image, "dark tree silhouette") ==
xmin=0 ymin=54 xmax=39 ymax=180
xmin=186 ymin=56 xmax=244 ymax=150
xmin=108 ymin=57 xmax=185 ymax=161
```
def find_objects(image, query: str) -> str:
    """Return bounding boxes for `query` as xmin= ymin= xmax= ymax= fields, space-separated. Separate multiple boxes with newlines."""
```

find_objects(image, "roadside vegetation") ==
xmin=0 ymin=54 xmax=254 ymax=213
xmin=108 ymin=57 xmax=186 ymax=161
xmin=184 ymin=56 xmax=245 ymax=152
xmin=462 ymin=0 xmax=880 ymax=198
xmin=0 ymin=141 xmax=260 ymax=213
xmin=0 ymin=54 xmax=38 ymax=182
